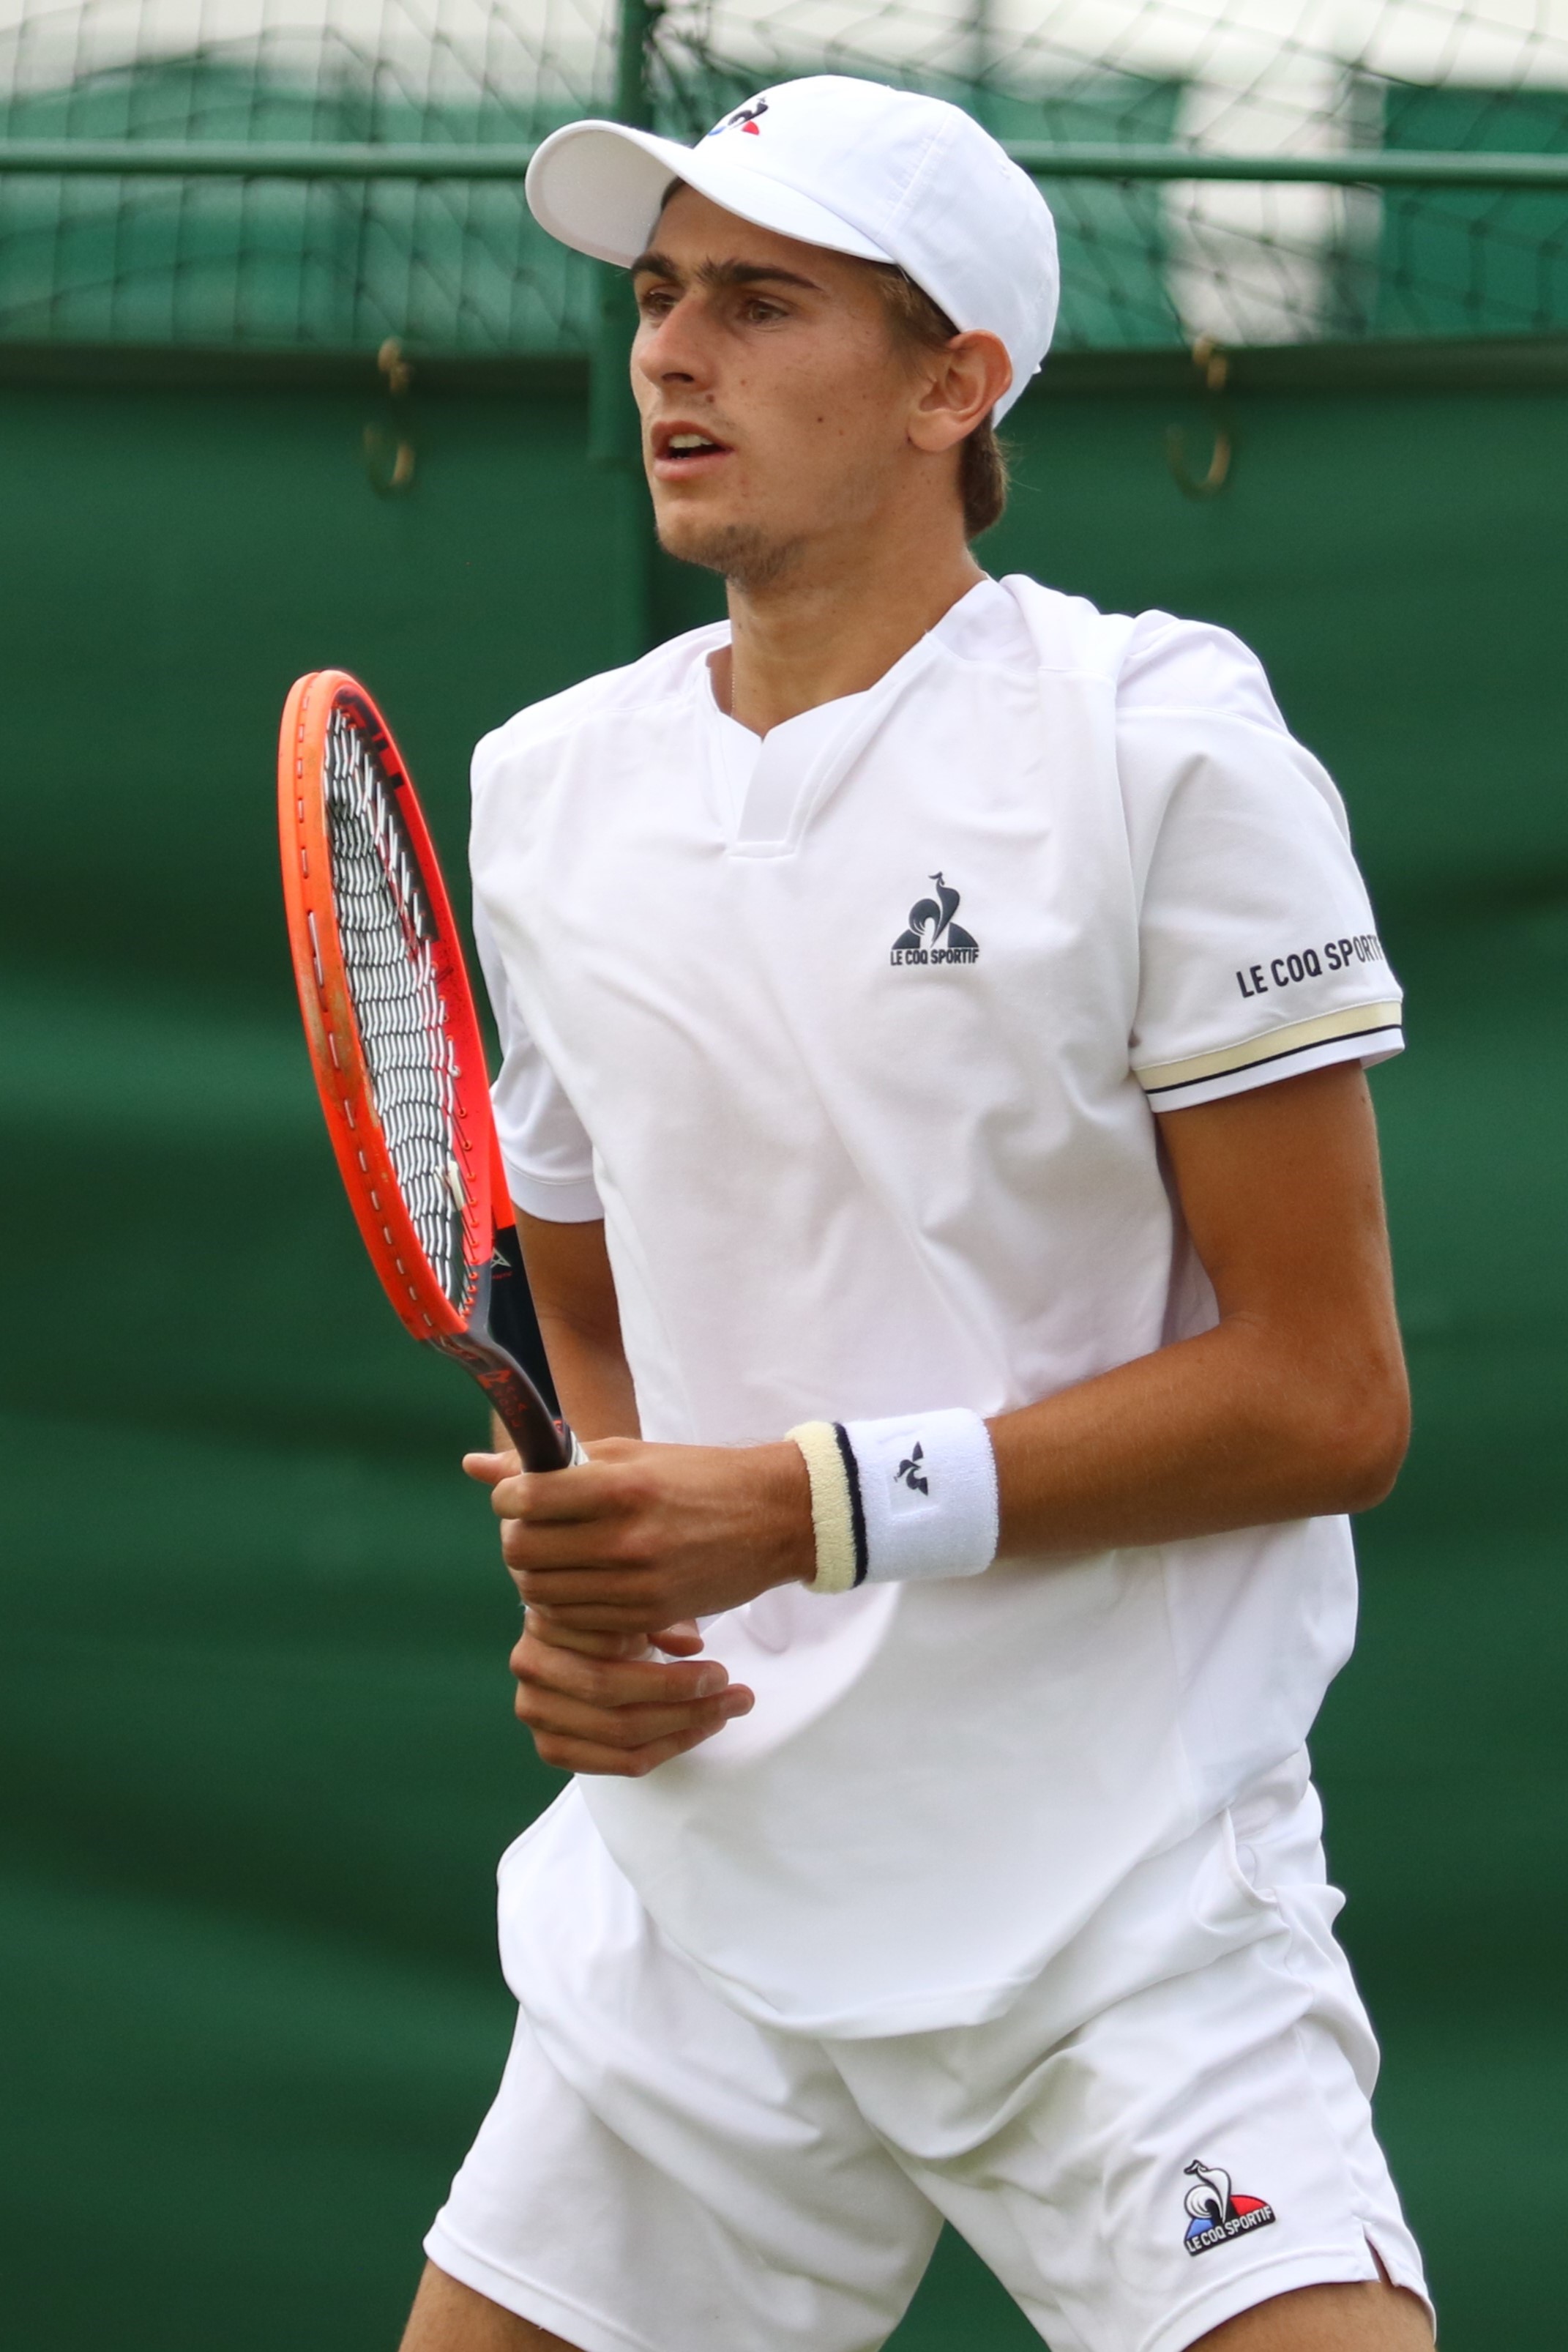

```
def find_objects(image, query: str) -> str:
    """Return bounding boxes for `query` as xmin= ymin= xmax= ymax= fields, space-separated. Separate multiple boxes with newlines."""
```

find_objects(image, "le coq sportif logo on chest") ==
xmin=891 ymin=874 xmax=980 ymax=968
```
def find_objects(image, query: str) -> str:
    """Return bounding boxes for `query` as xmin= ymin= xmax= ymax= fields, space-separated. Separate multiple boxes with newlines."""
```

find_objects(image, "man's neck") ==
xmin=709 ymin=525 xmax=987 ymax=738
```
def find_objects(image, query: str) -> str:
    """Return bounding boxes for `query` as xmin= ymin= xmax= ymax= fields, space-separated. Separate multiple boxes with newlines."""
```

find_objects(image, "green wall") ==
xmin=1 ymin=339 xmax=1564 ymax=2348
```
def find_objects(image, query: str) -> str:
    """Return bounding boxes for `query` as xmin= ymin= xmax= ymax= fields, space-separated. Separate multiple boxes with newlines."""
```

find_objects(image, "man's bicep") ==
xmin=1157 ymin=1063 xmax=1400 ymax=1338
xmin=515 ymin=1210 xmax=622 ymax=1343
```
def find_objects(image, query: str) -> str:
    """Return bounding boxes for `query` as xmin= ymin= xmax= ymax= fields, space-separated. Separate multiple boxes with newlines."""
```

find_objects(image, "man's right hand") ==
xmin=511 ymin=1609 xmax=755 ymax=1777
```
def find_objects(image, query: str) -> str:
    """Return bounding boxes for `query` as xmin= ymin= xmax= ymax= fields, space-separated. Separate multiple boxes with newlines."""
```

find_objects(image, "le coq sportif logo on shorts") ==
xmin=1181 ymin=2161 xmax=1277 ymax=2257
xmin=891 ymin=874 xmax=979 ymax=967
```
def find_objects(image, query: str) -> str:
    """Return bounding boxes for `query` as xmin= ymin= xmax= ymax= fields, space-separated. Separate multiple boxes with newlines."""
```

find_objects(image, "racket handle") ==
xmin=485 ymin=1366 xmax=578 ymax=1473
xmin=436 ymin=1332 xmax=576 ymax=1472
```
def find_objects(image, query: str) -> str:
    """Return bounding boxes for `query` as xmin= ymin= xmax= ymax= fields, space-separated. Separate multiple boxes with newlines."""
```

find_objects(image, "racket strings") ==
xmin=324 ymin=708 xmax=471 ymax=1312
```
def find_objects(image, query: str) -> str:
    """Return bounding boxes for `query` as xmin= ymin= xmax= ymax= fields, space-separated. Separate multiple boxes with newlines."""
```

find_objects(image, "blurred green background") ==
xmin=1 ymin=335 xmax=1564 ymax=2348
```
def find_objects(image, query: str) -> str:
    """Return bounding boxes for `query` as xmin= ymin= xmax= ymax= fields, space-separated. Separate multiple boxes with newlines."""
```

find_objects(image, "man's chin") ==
xmin=654 ymin=513 xmax=799 ymax=592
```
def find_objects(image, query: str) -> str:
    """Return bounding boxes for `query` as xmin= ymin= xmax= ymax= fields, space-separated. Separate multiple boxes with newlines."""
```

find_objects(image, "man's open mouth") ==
xmin=653 ymin=423 xmax=733 ymax=470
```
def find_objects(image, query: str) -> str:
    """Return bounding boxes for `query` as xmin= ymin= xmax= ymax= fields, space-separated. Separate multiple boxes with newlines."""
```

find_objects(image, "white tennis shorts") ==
xmin=426 ymin=1752 xmax=1430 ymax=2352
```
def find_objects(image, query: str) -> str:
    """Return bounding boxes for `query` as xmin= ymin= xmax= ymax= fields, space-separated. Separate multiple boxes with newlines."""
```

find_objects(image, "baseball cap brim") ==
xmin=526 ymin=119 xmax=895 ymax=270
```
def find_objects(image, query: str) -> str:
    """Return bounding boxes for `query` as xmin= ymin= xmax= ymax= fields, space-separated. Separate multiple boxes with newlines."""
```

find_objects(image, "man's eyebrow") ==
xmin=629 ymin=250 xmax=826 ymax=294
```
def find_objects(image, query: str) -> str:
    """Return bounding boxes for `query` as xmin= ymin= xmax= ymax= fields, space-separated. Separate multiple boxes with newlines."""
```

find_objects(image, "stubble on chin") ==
xmin=654 ymin=513 xmax=803 ymax=594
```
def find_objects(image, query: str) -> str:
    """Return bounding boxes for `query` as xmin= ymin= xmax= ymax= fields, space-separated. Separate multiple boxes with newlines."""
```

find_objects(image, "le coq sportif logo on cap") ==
xmin=708 ymin=97 xmax=769 ymax=138
xmin=891 ymin=873 xmax=979 ymax=968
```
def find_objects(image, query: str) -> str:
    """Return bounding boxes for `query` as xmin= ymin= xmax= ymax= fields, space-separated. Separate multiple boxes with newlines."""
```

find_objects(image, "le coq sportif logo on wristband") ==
xmin=895 ymin=1443 xmax=929 ymax=1495
xmin=891 ymin=873 xmax=980 ymax=967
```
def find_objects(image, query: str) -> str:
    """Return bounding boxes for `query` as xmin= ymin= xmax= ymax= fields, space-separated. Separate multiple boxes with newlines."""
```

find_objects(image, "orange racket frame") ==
xmin=279 ymin=669 xmax=572 ymax=1470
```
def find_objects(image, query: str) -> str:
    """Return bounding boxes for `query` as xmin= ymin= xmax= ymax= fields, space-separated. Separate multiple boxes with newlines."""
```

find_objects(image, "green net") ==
xmin=1 ymin=0 xmax=1565 ymax=353
xmin=654 ymin=3 xmax=1568 ymax=348
xmin=0 ymin=2 xmax=613 ymax=349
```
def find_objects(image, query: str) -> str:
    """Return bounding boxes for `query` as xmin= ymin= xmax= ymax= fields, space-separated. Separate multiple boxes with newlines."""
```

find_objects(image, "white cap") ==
xmin=526 ymin=75 xmax=1059 ymax=421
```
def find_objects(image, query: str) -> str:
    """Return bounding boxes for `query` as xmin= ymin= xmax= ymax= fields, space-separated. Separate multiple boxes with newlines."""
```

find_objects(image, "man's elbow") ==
xmin=1315 ymin=1368 xmax=1411 ymax=1514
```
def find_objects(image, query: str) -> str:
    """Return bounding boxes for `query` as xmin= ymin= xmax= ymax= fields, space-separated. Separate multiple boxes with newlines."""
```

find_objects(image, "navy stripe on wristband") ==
xmin=831 ymin=1421 xmax=870 ymax=1587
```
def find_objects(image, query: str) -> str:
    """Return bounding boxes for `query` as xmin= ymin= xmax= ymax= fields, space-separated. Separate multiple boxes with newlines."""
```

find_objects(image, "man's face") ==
xmin=630 ymin=187 xmax=926 ymax=589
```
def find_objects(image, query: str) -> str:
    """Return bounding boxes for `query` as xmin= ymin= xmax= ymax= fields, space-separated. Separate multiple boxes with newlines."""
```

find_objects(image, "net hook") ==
xmin=1165 ymin=335 xmax=1235 ymax=501
xmin=365 ymin=338 xmax=417 ymax=496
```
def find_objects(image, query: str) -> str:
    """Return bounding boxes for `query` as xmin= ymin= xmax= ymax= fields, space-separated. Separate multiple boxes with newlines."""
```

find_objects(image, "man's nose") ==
xmin=636 ymin=297 xmax=710 ymax=387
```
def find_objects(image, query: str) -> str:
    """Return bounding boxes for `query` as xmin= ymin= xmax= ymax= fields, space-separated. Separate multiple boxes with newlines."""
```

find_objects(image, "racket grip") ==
xmin=438 ymin=1332 xmax=576 ymax=1472
xmin=487 ymin=1366 xmax=578 ymax=1473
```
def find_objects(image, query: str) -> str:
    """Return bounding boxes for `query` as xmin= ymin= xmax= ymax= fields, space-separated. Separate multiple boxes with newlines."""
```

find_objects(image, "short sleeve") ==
xmin=1120 ymin=617 xmax=1403 ymax=1112
xmin=472 ymin=898 xmax=604 ymax=1222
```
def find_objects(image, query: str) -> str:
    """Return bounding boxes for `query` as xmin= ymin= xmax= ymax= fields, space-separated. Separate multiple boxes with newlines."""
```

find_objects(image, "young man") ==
xmin=403 ymin=75 xmax=1434 ymax=2352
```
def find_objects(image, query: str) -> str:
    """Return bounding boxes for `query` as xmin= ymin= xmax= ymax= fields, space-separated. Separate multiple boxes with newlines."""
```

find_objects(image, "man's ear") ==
xmin=907 ymin=331 xmax=1012 ymax=455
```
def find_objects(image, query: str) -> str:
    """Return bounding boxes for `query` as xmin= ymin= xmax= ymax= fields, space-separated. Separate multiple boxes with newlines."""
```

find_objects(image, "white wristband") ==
xmin=788 ymin=1409 xmax=999 ymax=1593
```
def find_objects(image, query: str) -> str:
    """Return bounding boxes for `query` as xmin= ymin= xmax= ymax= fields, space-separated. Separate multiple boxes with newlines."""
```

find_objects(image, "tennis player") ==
xmin=403 ymin=75 xmax=1434 ymax=2352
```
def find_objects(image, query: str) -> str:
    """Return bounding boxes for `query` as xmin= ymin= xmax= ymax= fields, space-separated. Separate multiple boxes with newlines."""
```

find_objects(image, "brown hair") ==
xmin=870 ymin=265 xmax=1009 ymax=540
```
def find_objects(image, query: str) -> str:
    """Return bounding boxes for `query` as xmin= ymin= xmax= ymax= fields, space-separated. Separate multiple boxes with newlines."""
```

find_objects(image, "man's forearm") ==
xmin=990 ymin=1067 xmax=1408 ymax=1558
xmin=536 ymin=1313 xmax=641 ymax=1443
xmin=988 ymin=1311 xmax=1407 ymax=1560
xmin=512 ymin=1210 xmax=641 ymax=1442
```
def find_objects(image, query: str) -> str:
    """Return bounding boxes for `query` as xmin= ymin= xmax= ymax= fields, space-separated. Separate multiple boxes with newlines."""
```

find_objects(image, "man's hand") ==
xmin=463 ymin=1438 xmax=812 ymax=1775
xmin=468 ymin=1435 xmax=815 ymax=1634
xmin=507 ymin=1611 xmax=755 ymax=1777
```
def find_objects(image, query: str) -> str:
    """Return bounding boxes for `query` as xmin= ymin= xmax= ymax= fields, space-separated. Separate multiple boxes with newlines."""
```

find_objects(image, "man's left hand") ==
xmin=464 ymin=1437 xmax=815 ymax=1633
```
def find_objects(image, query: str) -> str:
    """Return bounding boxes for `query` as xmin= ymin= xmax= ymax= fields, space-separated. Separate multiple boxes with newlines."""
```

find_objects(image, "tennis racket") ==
xmin=278 ymin=669 xmax=577 ymax=1473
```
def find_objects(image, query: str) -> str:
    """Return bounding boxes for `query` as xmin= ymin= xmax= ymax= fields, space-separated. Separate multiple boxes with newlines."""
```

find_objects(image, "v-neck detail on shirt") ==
xmin=708 ymin=693 xmax=872 ymax=840
xmin=698 ymin=579 xmax=1008 ymax=857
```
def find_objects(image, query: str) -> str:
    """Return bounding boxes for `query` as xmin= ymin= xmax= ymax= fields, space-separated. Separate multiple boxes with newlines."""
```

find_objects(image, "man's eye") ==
xmin=638 ymin=288 xmax=676 ymax=317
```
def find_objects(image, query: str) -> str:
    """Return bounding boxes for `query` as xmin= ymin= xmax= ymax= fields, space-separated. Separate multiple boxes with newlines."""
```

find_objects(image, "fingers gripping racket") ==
xmin=278 ymin=671 xmax=578 ymax=1472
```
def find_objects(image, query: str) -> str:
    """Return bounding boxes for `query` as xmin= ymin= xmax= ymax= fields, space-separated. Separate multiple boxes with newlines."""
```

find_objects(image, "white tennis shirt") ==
xmin=470 ymin=576 xmax=1403 ymax=2037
